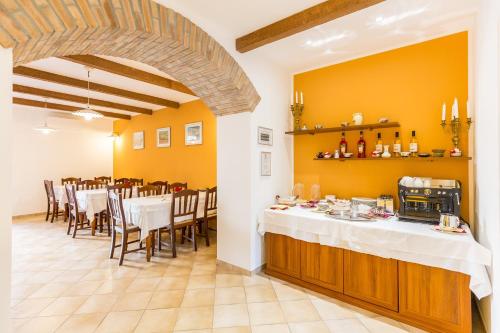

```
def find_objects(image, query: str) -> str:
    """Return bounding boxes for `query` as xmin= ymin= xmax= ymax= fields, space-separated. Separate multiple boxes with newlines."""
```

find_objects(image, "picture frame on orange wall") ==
xmin=133 ymin=131 xmax=145 ymax=150
xmin=185 ymin=122 xmax=203 ymax=145
xmin=157 ymin=127 xmax=171 ymax=148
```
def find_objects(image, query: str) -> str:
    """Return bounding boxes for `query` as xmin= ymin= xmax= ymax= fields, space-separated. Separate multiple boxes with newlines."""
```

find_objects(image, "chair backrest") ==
xmin=138 ymin=185 xmax=160 ymax=197
xmin=107 ymin=190 xmax=127 ymax=231
xmin=95 ymin=176 xmax=112 ymax=184
xmin=64 ymin=184 xmax=80 ymax=217
xmin=203 ymin=186 xmax=217 ymax=217
xmin=148 ymin=181 xmax=168 ymax=195
xmin=106 ymin=184 xmax=133 ymax=199
xmin=171 ymin=189 xmax=199 ymax=227
xmin=129 ymin=178 xmax=144 ymax=186
xmin=81 ymin=180 xmax=105 ymax=190
xmin=114 ymin=178 xmax=129 ymax=185
xmin=43 ymin=180 xmax=56 ymax=203
xmin=168 ymin=182 xmax=188 ymax=194
xmin=62 ymin=177 xmax=81 ymax=185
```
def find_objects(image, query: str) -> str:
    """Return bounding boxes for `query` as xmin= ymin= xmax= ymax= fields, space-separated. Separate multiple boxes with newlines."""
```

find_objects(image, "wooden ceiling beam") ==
xmin=13 ymin=84 xmax=153 ymax=115
xmin=236 ymin=0 xmax=385 ymax=53
xmin=13 ymin=97 xmax=131 ymax=120
xmin=13 ymin=66 xmax=180 ymax=108
xmin=61 ymin=55 xmax=196 ymax=96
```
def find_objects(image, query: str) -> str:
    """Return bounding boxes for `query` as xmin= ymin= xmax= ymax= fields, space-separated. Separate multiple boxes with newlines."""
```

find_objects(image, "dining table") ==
xmin=122 ymin=192 xmax=208 ymax=261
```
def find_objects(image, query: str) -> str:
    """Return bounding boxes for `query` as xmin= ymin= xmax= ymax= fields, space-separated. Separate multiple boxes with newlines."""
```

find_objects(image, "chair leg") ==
xmin=50 ymin=203 xmax=56 ymax=223
xmin=158 ymin=229 xmax=162 ymax=251
xmin=64 ymin=203 xmax=69 ymax=222
xmin=171 ymin=229 xmax=177 ymax=258
xmin=119 ymin=232 xmax=128 ymax=265
xmin=98 ymin=214 xmax=103 ymax=233
xmin=204 ymin=218 xmax=210 ymax=247
xmin=45 ymin=202 xmax=50 ymax=222
xmin=151 ymin=231 xmax=155 ymax=257
xmin=109 ymin=229 xmax=116 ymax=259
xmin=66 ymin=215 xmax=73 ymax=235
xmin=72 ymin=215 xmax=78 ymax=238
xmin=106 ymin=216 xmax=111 ymax=237
xmin=181 ymin=227 xmax=185 ymax=244
xmin=192 ymin=224 xmax=197 ymax=252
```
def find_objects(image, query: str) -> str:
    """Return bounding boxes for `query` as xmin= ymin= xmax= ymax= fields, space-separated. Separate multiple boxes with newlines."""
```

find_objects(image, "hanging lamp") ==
xmin=73 ymin=67 xmax=104 ymax=121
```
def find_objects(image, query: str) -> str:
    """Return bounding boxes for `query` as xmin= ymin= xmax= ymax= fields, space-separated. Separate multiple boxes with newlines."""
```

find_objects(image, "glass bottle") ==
xmin=375 ymin=133 xmax=383 ymax=153
xmin=393 ymin=132 xmax=401 ymax=157
xmin=409 ymin=130 xmax=418 ymax=157
xmin=357 ymin=131 xmax=366 ymax=158
xmin=339 ymin=132 xmax=348 ymax=157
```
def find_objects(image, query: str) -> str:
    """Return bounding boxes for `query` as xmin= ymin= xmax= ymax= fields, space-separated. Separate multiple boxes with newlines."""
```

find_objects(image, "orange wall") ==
xmin=113 ymin=99 xmax=216 ymax=189
xmin=293 ymin=32 xmax=470 ymax=218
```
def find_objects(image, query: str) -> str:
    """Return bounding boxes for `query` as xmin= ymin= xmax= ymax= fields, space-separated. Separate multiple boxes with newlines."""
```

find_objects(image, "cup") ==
xmin=440 ymin=214 xmax=460 ymax=229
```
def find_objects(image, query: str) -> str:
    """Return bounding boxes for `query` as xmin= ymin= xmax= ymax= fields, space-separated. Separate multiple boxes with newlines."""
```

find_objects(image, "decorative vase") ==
xmin=382 ymin=145 xmax=391 ymax=158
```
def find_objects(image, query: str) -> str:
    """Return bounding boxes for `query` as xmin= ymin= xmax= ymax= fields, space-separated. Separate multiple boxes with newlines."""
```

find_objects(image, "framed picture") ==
xmin=185 ymin=122 xmax=203 ymax=145
xmin=156 ymin=127 xmax=171 ymax=148
xmin=261 ymin=152 xmax=271 ymax=176
xmin=258 ymin=127 xmax=273 ymax=146
xmin=133 ymin=131 xmax=144 ymax=150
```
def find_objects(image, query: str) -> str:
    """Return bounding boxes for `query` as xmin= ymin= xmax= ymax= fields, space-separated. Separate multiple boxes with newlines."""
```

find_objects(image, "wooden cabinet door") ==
xmin=300 ymin=241 xmax=343 ymax=292
xmin=265 ymin=233 xmax=301 ymax=278
xmin=344 ymin=250 xmax=399 ymax=311
xmin=399 ymin=262 xmax=471 ymax=333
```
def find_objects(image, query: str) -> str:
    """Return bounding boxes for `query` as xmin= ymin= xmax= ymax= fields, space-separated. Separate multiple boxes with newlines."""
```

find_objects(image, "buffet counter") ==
xmin=259 ymin=207 xmax=492 ymax=333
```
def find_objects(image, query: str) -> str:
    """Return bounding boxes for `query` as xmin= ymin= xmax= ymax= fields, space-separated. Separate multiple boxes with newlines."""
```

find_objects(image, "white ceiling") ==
xmin=163 ymin=0 xmax=478 ymax=73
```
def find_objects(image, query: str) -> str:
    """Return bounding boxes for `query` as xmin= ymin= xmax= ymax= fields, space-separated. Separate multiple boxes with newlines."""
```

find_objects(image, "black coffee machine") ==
xmin=398 ymin=178 xmax=461 ymax=223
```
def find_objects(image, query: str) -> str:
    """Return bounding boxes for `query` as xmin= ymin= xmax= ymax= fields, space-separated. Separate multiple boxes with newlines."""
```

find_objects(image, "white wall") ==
xmin=474 ymin=0 xmax=500 ymax=332
xmin=159 ymin=0 xmax=294 ymax=272
xmin=12 ymin=109 xmax=114 ymax=216
xmin=0 ymin=47 xmax=13 ymax=333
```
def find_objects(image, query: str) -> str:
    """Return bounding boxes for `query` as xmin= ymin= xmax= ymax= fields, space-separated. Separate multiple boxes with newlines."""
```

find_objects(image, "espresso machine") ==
xmin=398 ymin=178 xmax=461 ymax=223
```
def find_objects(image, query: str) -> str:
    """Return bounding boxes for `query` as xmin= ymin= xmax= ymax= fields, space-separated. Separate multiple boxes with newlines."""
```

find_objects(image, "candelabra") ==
xmin=290 ymin=102 xmax=304 ymax=131
xmin=440 ymin=116 xmax=472 ymax=151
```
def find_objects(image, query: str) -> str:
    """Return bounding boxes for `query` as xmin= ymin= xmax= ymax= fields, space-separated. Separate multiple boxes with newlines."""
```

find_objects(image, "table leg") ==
xmin=146 ymin=234 xmax=152 ymax=262
xmin=91 ymin=217 xmax=96 ymax=236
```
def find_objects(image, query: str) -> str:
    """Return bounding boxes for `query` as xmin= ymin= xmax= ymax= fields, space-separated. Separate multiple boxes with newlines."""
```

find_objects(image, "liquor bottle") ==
xmin=375 ymin=133 xmax=383 ymax=153
xmin=339 ymin=132 xmax=348 ymax=157
xmin=357 ymin=131 xmax=366 ymax=158
xmin=409 ymin=130 xmax=418 ymax=157
xmin=393 ymin=132 xmax=401 ymax=157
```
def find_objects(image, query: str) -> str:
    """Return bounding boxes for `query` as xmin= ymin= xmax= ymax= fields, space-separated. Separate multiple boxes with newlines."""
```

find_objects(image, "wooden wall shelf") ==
xmin=314 ymin=156 xmax=472 ymax=162
xmin=285 ymin=122 xmax=400 ymax=135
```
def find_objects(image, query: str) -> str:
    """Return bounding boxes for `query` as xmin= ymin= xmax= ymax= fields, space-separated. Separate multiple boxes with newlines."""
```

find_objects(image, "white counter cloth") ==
xmin=123 ymin=192 xmax=208 ymax=240
xmin=258 ymin=207 xmax=492 ymax=299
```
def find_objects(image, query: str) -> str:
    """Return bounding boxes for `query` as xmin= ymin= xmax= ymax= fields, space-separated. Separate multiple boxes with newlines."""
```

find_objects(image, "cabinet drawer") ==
xmin=344 ymin=250 xmax=399 ymax=311
xmin=300 ymin=241 xmax=343 ymax=292
xmin=265 ymin=233 xmax=301 ymax=278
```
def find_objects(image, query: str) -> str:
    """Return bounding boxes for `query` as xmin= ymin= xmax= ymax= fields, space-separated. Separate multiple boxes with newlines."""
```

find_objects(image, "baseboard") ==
xmin=12 ymin=212 xmax=46 ymax=220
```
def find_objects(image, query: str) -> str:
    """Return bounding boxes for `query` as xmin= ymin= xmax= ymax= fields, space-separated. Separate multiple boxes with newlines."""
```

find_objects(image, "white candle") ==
xmin=300 ymin=92 xmax=304 ymax=105
xmin=467 ymin=100 xmax=471 ymax=118
xmin=453 ymin=98 xmax=459 ymax=119
xmin=441 ymin=103 xmax=446 ymax=121
xmin=295 ymin=91 xmax=298 ymax=104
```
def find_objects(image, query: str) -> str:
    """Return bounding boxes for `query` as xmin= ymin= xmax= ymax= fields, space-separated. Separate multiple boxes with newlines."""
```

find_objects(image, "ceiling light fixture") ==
xmin=305 ymin=32 xmax=346 ymax=48
xmin=73 ymin=67 xmax=104 ymax=121
xmin=34 ymin=99 xmax=57 ymax=134
xmin=374 ymin=7 xmax=427 ymax=26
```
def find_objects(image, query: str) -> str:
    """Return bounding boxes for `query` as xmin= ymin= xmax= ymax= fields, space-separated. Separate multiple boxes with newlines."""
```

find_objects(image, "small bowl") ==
xmin=418 ymin=153 xmax=431 ymax=158
xmin=400 ymin=152 xmax=411 ymax=157
xmin=378 ymin=117 xmax=389 ymax=123
xmin=343 ymin=153 xmax=353 ymax=158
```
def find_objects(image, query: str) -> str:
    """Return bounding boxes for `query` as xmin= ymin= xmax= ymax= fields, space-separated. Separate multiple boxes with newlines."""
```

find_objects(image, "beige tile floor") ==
xmin=9 ymin=216 xmax=485 ymax=333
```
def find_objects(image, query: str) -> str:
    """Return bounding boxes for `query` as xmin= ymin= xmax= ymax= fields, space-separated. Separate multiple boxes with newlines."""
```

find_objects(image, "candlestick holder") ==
xmin=440 ymin=116 xmax=472 ymax=151
xmin=290 ymin=102 xmax=304 ymax=131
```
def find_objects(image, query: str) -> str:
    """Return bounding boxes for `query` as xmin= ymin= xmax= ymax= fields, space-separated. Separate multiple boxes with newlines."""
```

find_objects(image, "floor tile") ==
xmin=358 ymin=316 xmax=408 ymax=333
xmin=174 ymin=306 xmax=213 ymax=331
xmin=272 ymin=282 xmax=307 ymax=301
xmin=244 ymin=285 xmax=276 ymax=303
xmin=248 ymin=301 xmax=285 ymax=325
xmin=148 ymin=290 xmax=184 ymax=309
xmin=181 ymin=288 xmax=215 ymax=307
xmin=10 ymin=297 xmax=56 ymax=318
xmin=289 ymin=321 xmax=331 ymax=333
xmin=325 ymin=318 xmax=370 ymax=333
xmin=62 ymin=280 xmax=103 ymax=296
xmin=157 ymin=276 xmax=189 ymax=290
xmin=28 ymin=282 xmax=70 ymax=299
xmin=187 ymin=275 xmax=216 ymax=289
xmin=311 ymin=297 xmax=357 ymax=320
xmin=39 ymin=296 xmax=88 ymax=316
xmin=75 ymin=294 xmax=120 ymax=314
xmin=94 ymin=278 xmax=134 ymax=294
xmin=113 ymin=291 xmax=153 ymax=311
xmin=216 ymin=274 xmax=244 ymax=287
xmin=213 ymin=327 xmax=251 ymax=333
xmin=95 ymin=310 xmax=143 ymax=333
xmin=134 ymin=308 xmax=178 ymax=332
xmin=126 ymin=277 xmax=162 ymax=292
xmin=56 ymin=313 xmax=107 ymax=333
xmin=215 ymin=287 xmax=246 ymax=305
xmin=213 ymin=304 xmax=249 ymax=328
xmin=251 ymin=324 xmax=290 ymax=333
xmin=17 ymin=315 xmax=68 ymax=333
xmin=280 ymin=300 xmax=321 ymax=323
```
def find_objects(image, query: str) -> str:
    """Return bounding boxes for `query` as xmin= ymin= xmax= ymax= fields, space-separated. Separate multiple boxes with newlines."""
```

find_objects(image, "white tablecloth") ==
xmin=258 ymin=207 xmax=492 ymax=299
xmin=76 ymin=189 xmax=108 ymax=220
xmin=53 ymin=185 xmax=67 ymax=208
xmin=123 ymin=192 xmax=207 ymax=240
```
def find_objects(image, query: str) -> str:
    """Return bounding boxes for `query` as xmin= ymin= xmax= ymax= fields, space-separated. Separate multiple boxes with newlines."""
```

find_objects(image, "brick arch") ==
xmin=0 ymin=0 xmax=260 ymax=116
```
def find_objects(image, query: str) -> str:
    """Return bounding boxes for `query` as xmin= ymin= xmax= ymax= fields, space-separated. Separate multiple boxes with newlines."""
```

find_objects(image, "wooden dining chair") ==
xmin=107 ymin=191 xmax=145 ymax=265
xmin=168 ymin=182 xmax=188 ymax=194
xmin=158 ymin=189 xmax=199 ymax=258
xmin=43 ymin=180 xmax=64 ymax=223
xmin=114 ymin=178 xmax=130 ymax=185
xmin=61 ymin=177 xmax=81 ymax=185
xmin=138 ymin=185 xmax=160 ymax=197
xmin=78 ymin=180 xmax=105 ymax=190
xmin=129 ymin=178 xmax=144 ymax=186
xmin=197 ymin=186 xmax=217 ymax=247
xmin=65 ymin=184 xmax=91 ymax=238
xmin=106 ymin=184 xmax=134 ymax=199
xmin=95 ymin=176 xmax=112 ymax=184
xmin=148 ymin=181 xmax=169 ymax=195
